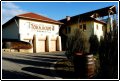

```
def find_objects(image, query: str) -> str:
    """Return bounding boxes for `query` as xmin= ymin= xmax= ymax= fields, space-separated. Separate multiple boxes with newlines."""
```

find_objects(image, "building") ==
xmin=2 ymin=12 xmax=63 ymax=53
xmin=59 ymin=5 xmax=117 ymax=50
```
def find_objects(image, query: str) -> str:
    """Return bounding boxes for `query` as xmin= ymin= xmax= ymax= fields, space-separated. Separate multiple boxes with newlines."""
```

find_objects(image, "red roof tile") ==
xmin=17 ymin=12 xmax=63 ymax=24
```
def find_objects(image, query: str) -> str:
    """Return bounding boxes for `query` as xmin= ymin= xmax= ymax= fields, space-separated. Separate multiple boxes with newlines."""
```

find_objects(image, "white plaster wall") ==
xmin=19 ymin=19 xmax=60 ymax=35
xmin=94 ymin=22 xmax=104 ymax=41
xmin=2 ymin=20 xmax=19 ymax=39
xmin=19 ymin=19 xmax=60 ymax=42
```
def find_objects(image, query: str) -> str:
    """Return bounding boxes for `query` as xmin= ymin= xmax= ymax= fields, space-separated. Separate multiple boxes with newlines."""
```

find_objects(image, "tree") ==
xmin=98 ymin=19 xmax=118 ymax=79
xmin=89 ymin=35 xmax=99 ymax=55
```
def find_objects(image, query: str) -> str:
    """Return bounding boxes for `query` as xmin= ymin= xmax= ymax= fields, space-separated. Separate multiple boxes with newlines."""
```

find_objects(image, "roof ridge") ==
xmin=16 ymin=12 xmax=33 ymax=16
xmin=16 ymin=12 xmax=63 ymax=24
xmin=17 ymin=12 xmax=54 ymax=21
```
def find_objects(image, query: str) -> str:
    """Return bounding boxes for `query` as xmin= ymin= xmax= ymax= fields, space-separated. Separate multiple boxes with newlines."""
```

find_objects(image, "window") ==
xmin=79 ymin=25 xmax=82 ymax=29
xmin=83 ymin=24 xmax=86 ymax=31
xmin=96 ymin=24 xmax=99 ymax=30
xmin=102 ymin=26 xmax=104 ymax=31
xmin=66 ymin=26 xmax=71 ymax=34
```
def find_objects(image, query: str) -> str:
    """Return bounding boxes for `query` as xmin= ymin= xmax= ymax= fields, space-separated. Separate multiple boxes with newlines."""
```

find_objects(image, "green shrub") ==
xmin=65 ymin=29 xmax=86 ymax=62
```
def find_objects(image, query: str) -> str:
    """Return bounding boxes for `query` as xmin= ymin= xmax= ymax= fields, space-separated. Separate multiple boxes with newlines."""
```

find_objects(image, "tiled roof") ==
xmin=60 ymin=5 xmax=116 ymax=24
xmin=17 ymin=12 xmax=63 ymax=24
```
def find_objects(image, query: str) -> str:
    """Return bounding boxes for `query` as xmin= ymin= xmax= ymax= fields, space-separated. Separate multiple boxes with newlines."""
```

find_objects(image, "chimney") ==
xmin=66 ymin=16 xmax=70 ymax=21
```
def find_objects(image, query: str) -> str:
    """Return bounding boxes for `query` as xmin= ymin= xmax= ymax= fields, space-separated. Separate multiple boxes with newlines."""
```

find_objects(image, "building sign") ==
xmin=21 ymin=20 xmax=59 ymax=35
xmin=25 ymin=22 xmax=55 ymax=32
xmin=30 ymin=23 xmax=54 ymax=31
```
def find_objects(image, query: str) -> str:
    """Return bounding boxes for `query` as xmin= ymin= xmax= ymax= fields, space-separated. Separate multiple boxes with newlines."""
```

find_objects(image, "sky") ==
xmin=2 ymin=1 xmax=118 ymax=24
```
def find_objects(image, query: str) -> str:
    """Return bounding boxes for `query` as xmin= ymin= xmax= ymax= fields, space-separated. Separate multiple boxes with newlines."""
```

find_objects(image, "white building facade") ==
xmin=2 ymin=13 xmax=63 ymax=53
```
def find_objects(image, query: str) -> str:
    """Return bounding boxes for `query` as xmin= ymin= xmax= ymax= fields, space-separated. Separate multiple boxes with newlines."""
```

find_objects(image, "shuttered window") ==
xmin=83 ymin=24 xmax=86 ymax=31
xmin=79 ymin=25 xmax=82 ymax=29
